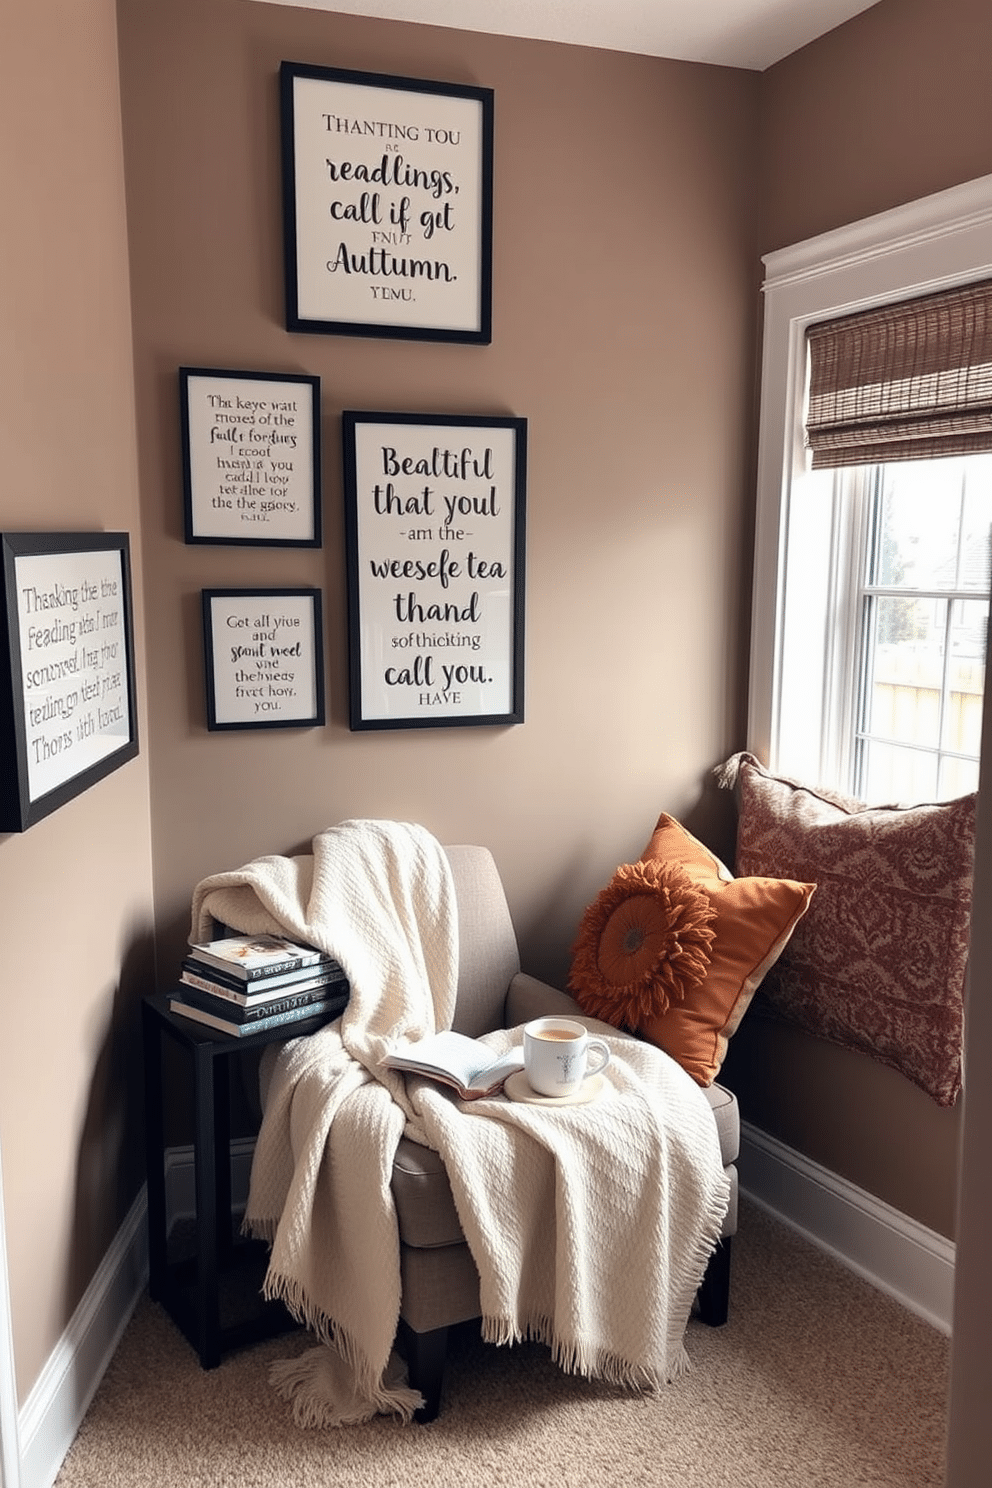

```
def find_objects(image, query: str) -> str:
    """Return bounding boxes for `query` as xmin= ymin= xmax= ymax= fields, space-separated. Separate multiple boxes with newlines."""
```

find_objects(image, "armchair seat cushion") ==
xmin=703 ymin=1079 xmax=740 ymax=1169
xmin=392 ymin=1076 xmax=739 ymax=1253
xmin=393 ymin=1137 xmax=467 ymax=1249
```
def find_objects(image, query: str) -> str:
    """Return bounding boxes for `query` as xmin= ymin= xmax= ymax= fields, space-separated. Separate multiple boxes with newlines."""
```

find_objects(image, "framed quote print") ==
xmin=180 ymin=367 xmax=321 ymax=546
xmin=342 ymin=411 xmax=526 ymax=730
xmin=0 ymin=532 xmax=139 ymax=831
xmin=280 ymin=61 xmax=494 ymax=343
xmin=202 ymin=588 xmax=325 ymax=730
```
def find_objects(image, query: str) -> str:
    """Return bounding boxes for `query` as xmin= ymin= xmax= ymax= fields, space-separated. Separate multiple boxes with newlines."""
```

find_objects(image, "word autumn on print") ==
xmin=287 ymin=67 xmax=489 ymax=336
xmin=322 ymin=140 xmax=460 ymax=299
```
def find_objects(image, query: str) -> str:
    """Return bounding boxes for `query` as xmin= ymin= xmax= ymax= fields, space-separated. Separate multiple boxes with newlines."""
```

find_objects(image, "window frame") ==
xmin=749 ymin=174 xmax=992 ymax=782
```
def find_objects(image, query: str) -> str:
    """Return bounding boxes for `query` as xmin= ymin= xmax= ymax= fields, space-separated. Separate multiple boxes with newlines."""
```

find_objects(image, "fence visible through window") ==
xmin=854 ymin=455 xmax=992 ymax=802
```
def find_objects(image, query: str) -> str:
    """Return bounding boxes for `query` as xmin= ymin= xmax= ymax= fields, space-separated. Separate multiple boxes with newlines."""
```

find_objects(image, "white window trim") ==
xmin=749 ymin=174 xmax=992 ymax=769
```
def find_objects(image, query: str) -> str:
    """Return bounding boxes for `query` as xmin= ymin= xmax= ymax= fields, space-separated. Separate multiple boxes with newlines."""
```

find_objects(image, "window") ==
xmin=777 ymin=455 xmax=991 ymax=803
xmin=856 ymin=458 xmax=991 ymax=802
xmin=749 ymin=176 xmax=992 ymax=805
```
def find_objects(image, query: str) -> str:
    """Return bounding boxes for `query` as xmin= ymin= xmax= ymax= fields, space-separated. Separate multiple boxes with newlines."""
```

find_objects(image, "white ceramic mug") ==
xmin=522 ymin=1017 xmax=611 ymax=1098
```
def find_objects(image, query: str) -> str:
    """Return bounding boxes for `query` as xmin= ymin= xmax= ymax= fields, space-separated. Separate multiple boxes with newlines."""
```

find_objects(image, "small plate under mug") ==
xmin=503 ymin=1069 xmax=606 ymax=1106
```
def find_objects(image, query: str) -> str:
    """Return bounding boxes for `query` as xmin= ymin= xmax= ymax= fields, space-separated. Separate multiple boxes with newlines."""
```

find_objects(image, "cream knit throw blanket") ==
xmin=190 ymin=820 xmax=730 ymax=1427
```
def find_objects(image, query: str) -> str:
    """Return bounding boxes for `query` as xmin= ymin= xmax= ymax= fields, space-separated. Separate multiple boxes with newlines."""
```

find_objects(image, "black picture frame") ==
xmin=202 ymin=587 xmax=325 ymax=731
xmin=179 ymin=367 xmax=321 ymax=546
xmin=342 ymin=411 xmax=526 ymax=730
xmin=280 ymin=61 xmax=494 ymax=344
xmin=0 ymin=532 xmax=139 ymax=832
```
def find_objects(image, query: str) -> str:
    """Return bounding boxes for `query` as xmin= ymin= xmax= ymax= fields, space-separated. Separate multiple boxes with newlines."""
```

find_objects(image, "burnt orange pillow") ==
xmin=568 ymin=859 xmax=716 ymax=1028
xmin=570 ymin=814 xmax=816 ymax=1086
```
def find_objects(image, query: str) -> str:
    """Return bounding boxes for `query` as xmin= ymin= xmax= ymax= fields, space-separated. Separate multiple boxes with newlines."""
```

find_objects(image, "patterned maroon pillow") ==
xmin=722 ymin=753 xmax=975 ymax=1107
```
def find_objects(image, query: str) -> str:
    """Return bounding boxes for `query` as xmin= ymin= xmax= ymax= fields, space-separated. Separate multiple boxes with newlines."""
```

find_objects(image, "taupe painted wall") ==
xmin=758 ymin=0 xmax=992 ymax=254
xmin=116 ymin=0 xmax=759 ymax=989
xmin=4 ymin=0 xmax=991 ymax=1461
xmin=0 ymin=0 xmax=154 ymax=1403
xmin=721 ymin=0 xmax=992 ymax=1243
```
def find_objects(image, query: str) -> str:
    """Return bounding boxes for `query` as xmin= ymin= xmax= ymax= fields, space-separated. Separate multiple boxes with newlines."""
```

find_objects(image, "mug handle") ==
xmin=585 ymin=1038 xmax=611 ymax=1078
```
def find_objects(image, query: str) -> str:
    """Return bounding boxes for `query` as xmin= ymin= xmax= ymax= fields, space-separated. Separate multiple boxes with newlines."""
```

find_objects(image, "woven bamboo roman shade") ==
xmin=805 ymin=278 xmax=992 ymax=468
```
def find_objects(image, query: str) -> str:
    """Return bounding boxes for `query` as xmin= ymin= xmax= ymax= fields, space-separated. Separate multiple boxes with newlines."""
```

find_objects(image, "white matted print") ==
xmin=281 ymin=62 xmax=493 ymax=343
xmin=180 ymin=368 xmax=321 ymax=545
xmin=202 ymin=588 xmax=324 ymax=730
xmin=343 ymin=412 xmax=526 ymax=729
xmin=0 ymin=532 xmax=139 ymax=831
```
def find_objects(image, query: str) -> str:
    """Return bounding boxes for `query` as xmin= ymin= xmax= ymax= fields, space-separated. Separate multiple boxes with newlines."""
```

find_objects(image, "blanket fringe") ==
xmin=478 ymin=1156 xmax=729 ymax=1397
xmin=481 ymin=1312 xmax=684 ymax=1392
xmin=262 ymin=1265 xmax=423 ymax=1427
xmin=241 ymin=1214 xmax=277 ymax=1245
xmin=269 ymin=1346 xmax=422 ymax=1429
xmin=261 ymin=1267 xmax=365 ymax=1362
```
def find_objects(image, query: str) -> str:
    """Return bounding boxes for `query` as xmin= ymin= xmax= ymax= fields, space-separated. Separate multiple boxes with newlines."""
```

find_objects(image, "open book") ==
xmin=381 ymin=1030 xmax=524 ymax=1100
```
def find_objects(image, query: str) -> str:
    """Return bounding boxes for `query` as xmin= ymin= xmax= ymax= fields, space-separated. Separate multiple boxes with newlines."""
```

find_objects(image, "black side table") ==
xmin=142 ymin=993 xmax=340 ymax=1367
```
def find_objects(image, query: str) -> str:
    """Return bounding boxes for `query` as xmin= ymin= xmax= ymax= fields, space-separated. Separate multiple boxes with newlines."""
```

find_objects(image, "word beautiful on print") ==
xmin=282 ymin=62 xmax=493 ymax=341
xmin=343 ymin=415 xmax=526 ymax=731
xmin=370 ymin=442 xmax=506 ymax=634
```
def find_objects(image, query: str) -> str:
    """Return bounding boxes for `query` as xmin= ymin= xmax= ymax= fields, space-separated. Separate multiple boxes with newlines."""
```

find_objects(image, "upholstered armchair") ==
xmin=392 ymin=845 xmax=739 ymax=1421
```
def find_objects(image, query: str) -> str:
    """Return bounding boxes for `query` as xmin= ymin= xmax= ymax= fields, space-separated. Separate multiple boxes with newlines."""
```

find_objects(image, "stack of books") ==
xmin=168 ymin=933 xmax=349 ymax=1037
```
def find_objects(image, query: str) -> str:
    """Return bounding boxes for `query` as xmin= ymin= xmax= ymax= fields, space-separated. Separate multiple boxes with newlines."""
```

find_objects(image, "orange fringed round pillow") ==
xmin=567 ymin=859 xmax=716 ymax=1029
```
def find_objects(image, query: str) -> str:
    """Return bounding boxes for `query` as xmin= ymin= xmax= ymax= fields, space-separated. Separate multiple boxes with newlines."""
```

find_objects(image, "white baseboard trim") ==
xmin=18 ymin=1191 xmax=147 ymax=1488
xmin=739 ymin=1120 xmax=956 ymax=1335
xmin=15 ymin=1141 xmax=256 ymax=1488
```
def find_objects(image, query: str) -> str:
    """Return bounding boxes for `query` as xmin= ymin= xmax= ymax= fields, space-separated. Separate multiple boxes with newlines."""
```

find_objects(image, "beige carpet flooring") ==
xmin=54 ymin=1200 xmax=949 ymax=1488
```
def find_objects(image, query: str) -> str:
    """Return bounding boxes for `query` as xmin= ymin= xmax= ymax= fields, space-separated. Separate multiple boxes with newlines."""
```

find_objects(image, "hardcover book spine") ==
xmin=177 ymin=983 xmax=347 ymax=1024
xmin=190 ymin=951 xmax=310 ymax=981
xmin=169 ymin=993 xmax=346 ymax=1035
xmin=179 ymin=964 xmax=347 ymax=1004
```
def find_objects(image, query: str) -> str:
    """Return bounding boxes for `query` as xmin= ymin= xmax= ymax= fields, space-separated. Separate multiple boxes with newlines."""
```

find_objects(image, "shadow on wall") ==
xmin=65 ymin=923 xmax=155 ymax=1316
xmin=514 ymin=762 xmax=739 ymax=987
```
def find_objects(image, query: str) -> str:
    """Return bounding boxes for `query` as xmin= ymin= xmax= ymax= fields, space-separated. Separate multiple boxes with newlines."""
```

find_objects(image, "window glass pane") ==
xmin=959 ymin=456 xmax=992 ymax=590
xmin=939 ymin=754 xmax=980 ymax=799
xmin=866 ymin=597 xmax=947 ymax=748
xmin=876 ymin=464 xmax=961 ymax=589
xmin=942 ymin=598 xmax=988 ymax=755
xmin=862 ymin=739 xmax=937 ymax=804
xmin=777 ymin=451 xmax=988 ymax=807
